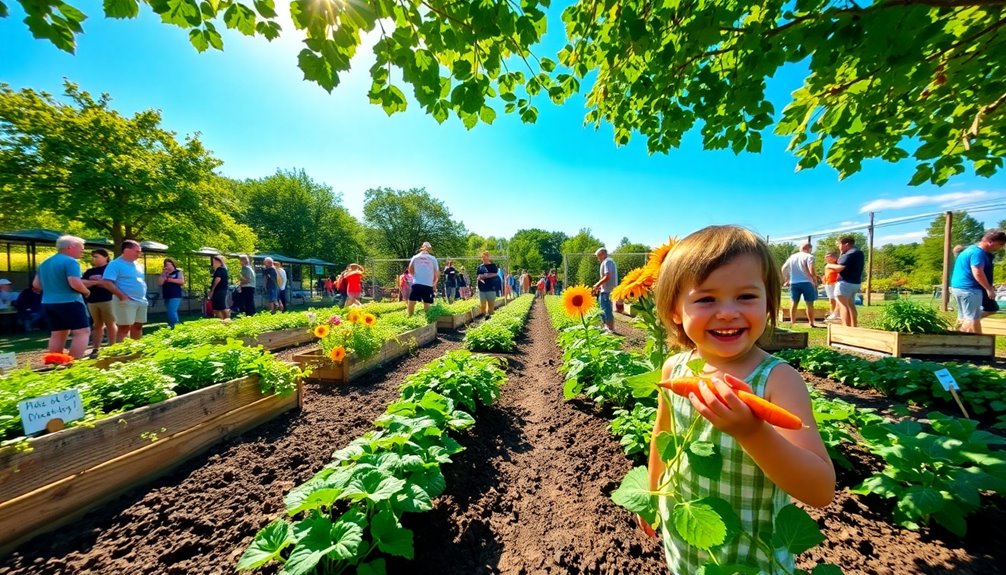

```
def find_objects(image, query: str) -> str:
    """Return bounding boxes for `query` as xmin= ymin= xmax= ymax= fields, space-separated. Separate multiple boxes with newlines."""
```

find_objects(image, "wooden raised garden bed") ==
xmin=436 ymin=310 xmax=475 ymax=330
xmin=978 ymin=317 xmax=1006 ymax=337
xmin=292 ymin=323 xmax=437 ymax=383
xmin=0 ymin=373 xmax=302 ymax=555
xmin=758 ymin=328 xmax=808 ymax=352
xmin=93 ymin=327 xmax=315 ymax=369
xmin=826 ymin=324 xmax=995 ymax=358
xmin=778 ymin=307 xmax=830 ymax=323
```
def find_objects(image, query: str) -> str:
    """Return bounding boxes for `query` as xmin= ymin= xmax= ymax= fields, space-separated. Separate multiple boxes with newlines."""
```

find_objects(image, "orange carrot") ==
xmin=658 ymin=376 xmax=803 ymax=430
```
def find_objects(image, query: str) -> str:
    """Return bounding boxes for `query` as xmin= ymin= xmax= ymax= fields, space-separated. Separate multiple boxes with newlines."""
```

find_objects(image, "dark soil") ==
xmin=2 ymin=301 xmax=1004 ymax=574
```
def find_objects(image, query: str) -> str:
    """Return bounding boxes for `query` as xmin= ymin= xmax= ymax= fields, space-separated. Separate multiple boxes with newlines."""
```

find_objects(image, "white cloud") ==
xmin=875 ymin=230 xmax=926 ymax=245
xmin=859 ymin=191 xmax=1001 ymax=213
xmin=838 ymin=220 xmax=864 ymax=227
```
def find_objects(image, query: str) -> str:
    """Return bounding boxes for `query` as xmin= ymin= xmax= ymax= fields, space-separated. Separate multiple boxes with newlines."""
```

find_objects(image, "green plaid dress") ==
xmin=657 ymin=352 xmax=795 ymax=574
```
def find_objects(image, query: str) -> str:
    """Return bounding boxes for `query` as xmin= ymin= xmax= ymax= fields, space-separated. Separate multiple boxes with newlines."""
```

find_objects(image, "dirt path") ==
xmin=399 ymin=298 xmax=666 ymax=574
xmin=0 ymin=332 xmax=466 ymax=575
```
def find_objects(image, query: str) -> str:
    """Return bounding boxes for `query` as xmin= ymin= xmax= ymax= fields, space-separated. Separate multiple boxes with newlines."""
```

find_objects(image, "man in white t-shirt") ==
xmin=407 ymin=242 xmax=439 ymax=316
xmin=781 ymin=243 xmax=819 ymax=328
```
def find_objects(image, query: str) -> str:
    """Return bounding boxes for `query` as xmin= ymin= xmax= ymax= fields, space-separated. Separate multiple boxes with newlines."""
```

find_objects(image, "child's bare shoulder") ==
xmin=765 ymin=360 xmax=809 ymax=397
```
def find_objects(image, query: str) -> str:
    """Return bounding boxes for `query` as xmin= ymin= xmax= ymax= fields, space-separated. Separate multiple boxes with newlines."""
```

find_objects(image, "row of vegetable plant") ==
xmin=463 ymin=294 xmax=534 ymax=353
xmin=1 ymin=340 xmax=305 ymax=443
xmin=99 ymin=301 xmax=407 ymax=358
xmin=423 ymin=298 xmax=481 ymax=322
xmin=777 ymin=346 xmax=1006 ymax=429
xmin=236 ymin=350 xmax=506 ymax=575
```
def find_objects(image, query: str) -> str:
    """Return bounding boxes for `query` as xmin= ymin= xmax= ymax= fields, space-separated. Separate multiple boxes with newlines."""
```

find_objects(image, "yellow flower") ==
xmin=313 ymin=324 xmax=330 ymax=338
xmin=347 ymin=309 xmax=362 ymax=324
xmin=563 ymin=286 xmax=595 ymax=318
xmin=647 ymin=238 xmax=675 ymax=271
xmin=363 ymin=313 xmax=377 ymax=326
xmin=329 ymin=346 xmax=346 ymax=363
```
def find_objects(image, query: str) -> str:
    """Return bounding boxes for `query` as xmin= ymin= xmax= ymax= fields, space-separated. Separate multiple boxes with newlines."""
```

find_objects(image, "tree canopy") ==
xmin=9 ymin=0 xmax=1004 ymax=184
xmin=362 ymin=187 xmax=467 ymax=259
xmin=0 ymin=80 xmax=232 ymax=250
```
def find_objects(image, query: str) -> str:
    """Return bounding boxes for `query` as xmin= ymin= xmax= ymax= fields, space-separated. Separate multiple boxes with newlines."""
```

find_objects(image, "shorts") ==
xmin=823 ymin=283 xmax=836 ymax=299
xmin=834 ymin=281 xmax=861 ymax=299
xmin=951 ymin=287 xmax=983 ymax=321
xmin=211 ymin=290 xmax=228 ymax=311
xmin=87 ymin=301 xmax=117 ymax=325
xmin=409 ymin=284 xmax=435 ymax=304
xmin=479 ymin=290 xmax=497 ymax=305
xmin=598 ymin=292 xmax=613 ymax=323
xmin=789 ymin=282 xmax=817 ymax=303
xmin=114 ymin=299 xmax=148 ymax=325
xmin=267 ymin=286 xmax=279 ymax=303
xmin=43 ymin=302 xmax=89 ymax=331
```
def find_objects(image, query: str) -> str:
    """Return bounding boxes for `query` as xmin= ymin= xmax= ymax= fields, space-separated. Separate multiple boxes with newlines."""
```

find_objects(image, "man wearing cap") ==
xmin=592 ymin=247 xmax=619 ymax=334
xmin=101 ymin=240 xmax=148 ymax=342
xmin=0 ymin=278 xmax=16 ymax=310
xmin=33 ymin=235 xmax=91 ymax=358
xmin=407 ymin=242 xmax=439 ymax=316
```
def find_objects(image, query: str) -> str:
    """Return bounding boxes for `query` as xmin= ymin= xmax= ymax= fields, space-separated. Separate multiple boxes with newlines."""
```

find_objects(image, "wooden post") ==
xmin=866 ymin=212 xmax=875 ymax=306
xmin=950 ymin=388 xmax=971 ymax=418
xmin=941 ymin=211 xmax=953 ymax=312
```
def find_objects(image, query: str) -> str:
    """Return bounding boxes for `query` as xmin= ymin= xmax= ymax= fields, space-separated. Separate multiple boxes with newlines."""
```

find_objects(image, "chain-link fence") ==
xmin=562 ymin=252 xmax=649 ymax=289
xmin=367 ymin=256 xmax=512 ymax=301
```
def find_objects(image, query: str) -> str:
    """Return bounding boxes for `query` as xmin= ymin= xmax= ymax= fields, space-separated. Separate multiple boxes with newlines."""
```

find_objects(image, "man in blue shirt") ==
xmin=825 ymin=236 xmax=865 ymax=327
xmin=102 ymin=240 xmax=149 ymax=342
xmin=592 ymin=247 xmax=619 ymax=334
xmin=32 ymin=235 xmax=91 ymax=358
xmin=950 ymin=230 xmax=1006 ymax=333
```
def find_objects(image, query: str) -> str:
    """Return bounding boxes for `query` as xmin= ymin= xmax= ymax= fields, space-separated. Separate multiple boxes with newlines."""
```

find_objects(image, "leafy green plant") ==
xmin=873 ymin=299 xmax=952 ymax=334
xmin=464 ymin=294 xmax=533 ymax=353
xmin=609 ymin=400 xmax=657 ymax=461
xmin=237 ymin=349 xmax=506 ymax=574
xmin=853 ymin=413 xmax=1006 ymax=536
xmin=810 ymin=395 xmax=884 ymax=471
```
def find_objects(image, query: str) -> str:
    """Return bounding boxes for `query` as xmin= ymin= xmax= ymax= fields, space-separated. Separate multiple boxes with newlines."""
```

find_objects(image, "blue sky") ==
xmin=3 ymin=4 xmax=1005 ymax=251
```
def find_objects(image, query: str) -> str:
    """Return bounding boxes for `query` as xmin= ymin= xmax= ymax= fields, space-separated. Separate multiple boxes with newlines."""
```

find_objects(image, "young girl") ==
xmin=646 ymin=225 xmax=835 ymax=572
xmin=822 ymin=251 xmax=840 ymax=321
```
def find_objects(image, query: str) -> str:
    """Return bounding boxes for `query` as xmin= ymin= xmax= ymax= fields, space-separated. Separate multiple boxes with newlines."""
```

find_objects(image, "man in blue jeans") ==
xmin=592 ymin=247 xmax=619 ymax=334
xmin=950 ymin=230 xmax=1006 ymax=333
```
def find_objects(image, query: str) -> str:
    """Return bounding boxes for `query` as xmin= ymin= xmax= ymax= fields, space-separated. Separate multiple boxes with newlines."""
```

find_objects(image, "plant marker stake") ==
xmin=934 ymin=368 xmax=970 ymax=419
xmin=949 ymin=388 xmax=970 ymax=419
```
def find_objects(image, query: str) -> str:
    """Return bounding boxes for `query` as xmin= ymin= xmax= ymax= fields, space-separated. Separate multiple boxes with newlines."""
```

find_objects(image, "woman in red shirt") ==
xmin=344 ymin=264 xmax=365 ymax=306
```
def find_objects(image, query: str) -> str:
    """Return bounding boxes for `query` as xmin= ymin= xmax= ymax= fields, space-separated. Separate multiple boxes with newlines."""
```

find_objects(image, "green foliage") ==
xmin=0 ymin=81 xmax=249 ymax=251
xmin=363 ymin=188 xmax=468 ymax=259
xmin=424 ymin=298 xmax=479 ymax=322
xmin=555 ymin=319 xmax=651 ymax=408
xmin=464 ymin=295 xmax=534 ymax=353
xmin=609 ymin=400 xmax=657 ymax=461
xmin=238 ymin=349 xmax=505 ymax=573
xmin=509 ymin=229 xmax=567 ymax=274
xmin=918 ymin=212 xmax=986 ymax=272
xmin=874 ymin=299 xmax=952 ymax=335
xmin=810 ymin=395 xmax=885 ymax=471
xmin=852 ymin=413 xmax=1006 ymax=535
xmin=0 ymin=341 xmax=303 ymax=442
xmin=562 ymin=228 xmax=605 ymax=286
xmin=778 ymin=347 xmax=1006 ymax=429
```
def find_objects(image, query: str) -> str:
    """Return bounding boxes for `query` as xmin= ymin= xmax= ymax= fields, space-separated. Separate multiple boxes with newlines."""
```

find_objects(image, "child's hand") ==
xmin=688 ymin=377 xmax=765 ymax=439
xmin=634 ymin=515 xmax=657 ymax=538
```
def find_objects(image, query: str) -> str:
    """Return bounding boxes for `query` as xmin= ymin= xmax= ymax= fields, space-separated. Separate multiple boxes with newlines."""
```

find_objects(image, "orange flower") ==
xmin=563 ymin=286 xmax=595 ymax=318
xmin=329 ymin=346 xmax=347 ymax=363
xmin=362 ymin=313 xmax=377 ymax=326
xmin=647 ymin=238 xmax=675 ymax=271
xmin=43 ymin=352 xmax=74 ymax=365
xmin=347 ymin=309 xmax=362 ymax=324
xmin=313 ymin=324 xmax=330 ymax=339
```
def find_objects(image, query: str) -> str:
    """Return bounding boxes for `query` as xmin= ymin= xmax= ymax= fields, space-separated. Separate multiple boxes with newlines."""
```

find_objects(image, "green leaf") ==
xmin=897 ymin=486 xmax=944 ymax=518
xmin=163 ymin=0 xmax=201 ymax=27
xmin=671 ymin=500 xmax=727 ymax=550
xmin=563 ymin=377 xmax=583 ymax=399
xmin=223 ymin=2 xmax=256 ymax=35
xmin=189 ymin=28 xmax=209 ymax=51
xmin=104 ymin=0 xmax=139 ymax=18
xmin=772 ymin=504 xmax=825 ymax=555
xmin=686 ymin=358 xmax=706 ymax=374
xmin=358 ymin=559 xmax=387 ymax=575
xmin=479 ymin=105 xmax=497 ymax=125
xmin=236 ymin=518 xmax=291 ymax=570
xmin=625 ymin=368 xmax=660 ymax=398
xmin=700 ymin=497 xmax=742 ymax=548
xmin=371 ymin=509 xmax=415 ymax=559
xmin=611 ymin=466 xmax=655 ymax=522
xmin=687 ymin=441 xmax=722 ymax=482
xmin=655 ymin=431 xmax=679 ymax=462
xmin=812 ymin=564 xmax=844 ymax=575
xmin=327 ymin=520 xmax=366 ymax=560
xmin=0 ymin=1 xmax=8 ymax=18
xmin=393 ymin=481 xmax=433 ymax=513
xmin=343 ymin=468 xmax=406 ymax=503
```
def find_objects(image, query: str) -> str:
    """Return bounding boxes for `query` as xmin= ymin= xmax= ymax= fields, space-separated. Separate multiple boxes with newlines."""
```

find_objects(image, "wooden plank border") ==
xmin=292 ymin=323 xmax=438 ymax=383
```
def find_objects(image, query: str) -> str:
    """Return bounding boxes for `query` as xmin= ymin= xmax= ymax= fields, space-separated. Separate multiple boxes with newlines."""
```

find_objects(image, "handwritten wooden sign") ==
xmin=18 ymin=390 xmax=84 ymax=435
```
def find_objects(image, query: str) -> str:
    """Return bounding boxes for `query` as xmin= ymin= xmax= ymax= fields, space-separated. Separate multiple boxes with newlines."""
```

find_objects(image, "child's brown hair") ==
xmin=654 ymin=225 xmax=781 ymax=348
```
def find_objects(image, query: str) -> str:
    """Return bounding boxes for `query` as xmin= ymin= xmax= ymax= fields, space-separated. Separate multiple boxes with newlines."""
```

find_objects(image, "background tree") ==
xmin=768 ymin=242 xmax=799 ymax=271
xmin=918 ymin=211 xmax=986 ymax=272
xmin=508 ymin=228 xmax=567 ymax=274
xmin=0 ymin=81 xmax=233 ymax=251
xmin=562 ymin=228 xmax=604 ymax=286
xmin=611 ymin=238 xmax=650 ymax=277
xmin=233 ymin=168 xmax=365 ymax=266
xmin=814 ymin=232 xmax=869 ymax=273
xmin=12 ymin=0 xmax=1004 ymax=185
xmin=362 ymin=187 xmax=467 ymax=259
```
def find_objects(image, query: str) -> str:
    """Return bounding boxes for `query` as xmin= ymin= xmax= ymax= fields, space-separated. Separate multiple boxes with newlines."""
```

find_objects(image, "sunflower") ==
xmin=563 ymin=286 xmax=595 ymax=318
xmin=329 ymin=346 xmax=347 ymax=363
xmin=362 ymin=313 xmax=377 ymax=327
xmin=313 ymin=324 xmax=331 ymax=339
xmin=347 ymin=309 xmax=362 ymax=324
xmin=612 ymin=267 xmax=646 ymax=301
xmin=647 ymin=238 xmax=675 ymax=271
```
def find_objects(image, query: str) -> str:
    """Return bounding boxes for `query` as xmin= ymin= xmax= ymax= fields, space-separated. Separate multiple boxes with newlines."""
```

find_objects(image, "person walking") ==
xmin=520 ymin=270 xmax=530 ymax=297
xmin=781 ymin=243 xmax=819 ymax=328
xmin=82 ymin=248 xmax=117 ymax=357
xmin=157 ymin=258 xmax=185 ymax=329
xmin=274 ymin=260 xmax=287 ymax=312
xmin=262 ymin=257 xmax=280 ymax=313
xmin=33 ymin=235 xmax=91 ymax=358
xmin=592 ymin=247 xmax=619 ymax=333
xmin=476 ymin=251 xmax=501 ymax=317
xmin=408 ymin=242 xmax=439 ymax=315
xmin=825 ymin=236 xmax=864 ymax=327
xmin=950 ymin=230 xmax=1006 ymax=333
xmin=443 ymin=259 xmax=458 ymax=303
xmin=398 ymin=267 xmax=413 ymax=302
xmin=238 ymin=255 xmax=256 ymax=316
xmin=209 ymin=255 xmax=230 ymax=319
xmin=102 ymin=240 xmax=148 ymax=342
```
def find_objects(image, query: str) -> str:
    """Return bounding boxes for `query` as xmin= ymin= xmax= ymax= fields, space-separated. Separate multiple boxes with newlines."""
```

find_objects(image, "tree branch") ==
xmin=963 ymin=90 xmax=1006 ymax=150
